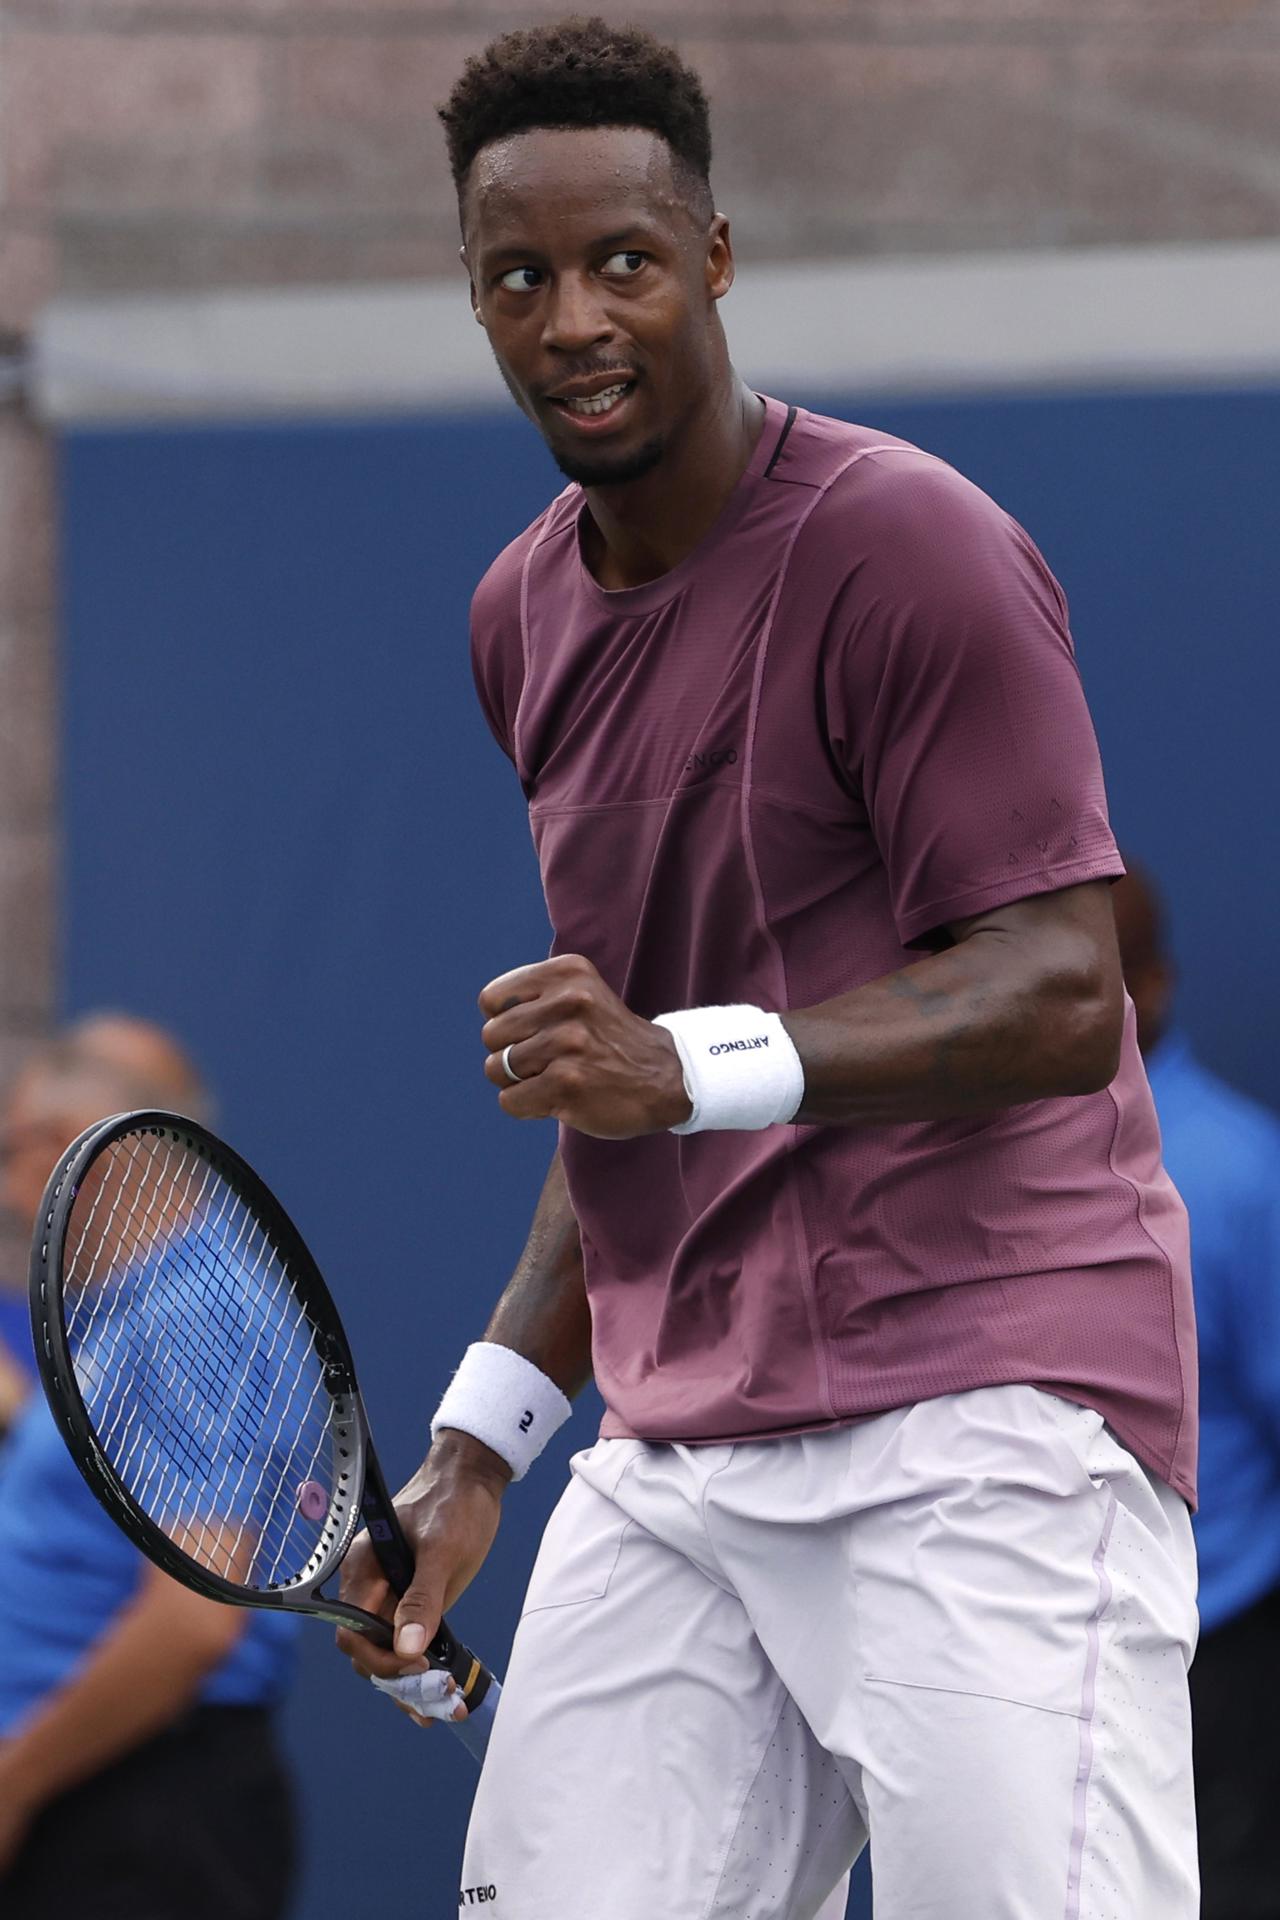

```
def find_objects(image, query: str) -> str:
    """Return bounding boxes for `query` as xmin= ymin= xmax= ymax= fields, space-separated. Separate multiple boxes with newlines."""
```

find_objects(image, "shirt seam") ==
xmin=739 ymin=443 xmax=897 ymax=1423
xmin=513 ymin=495 xmax=575 ymax=783
xmin=527 ymin=781 xmax=860 ymax=824
xmin=1102 ymin=1076 xmax=1188 ymax=1485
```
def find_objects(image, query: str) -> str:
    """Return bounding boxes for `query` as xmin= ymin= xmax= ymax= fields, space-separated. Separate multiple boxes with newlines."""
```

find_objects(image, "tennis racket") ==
xmin=28 ymin=1108 xmax=499 ymax=1763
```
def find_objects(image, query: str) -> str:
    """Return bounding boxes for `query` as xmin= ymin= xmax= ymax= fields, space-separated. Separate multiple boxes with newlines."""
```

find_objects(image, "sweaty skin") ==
xmin=337 ymin=124 xmax=1124 ymax=1689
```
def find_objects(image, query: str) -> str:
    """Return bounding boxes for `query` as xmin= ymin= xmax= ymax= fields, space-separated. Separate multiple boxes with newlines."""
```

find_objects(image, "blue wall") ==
xmin=58 ymin=384 xmax=1279 ymax=1919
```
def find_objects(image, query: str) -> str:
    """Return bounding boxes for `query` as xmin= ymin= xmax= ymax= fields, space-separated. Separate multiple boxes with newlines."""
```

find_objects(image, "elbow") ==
xmin=165 ymin=1612 xmax=247 ymax=1683
xmin=1055 ymin=970 xmax=1125 ymax=1096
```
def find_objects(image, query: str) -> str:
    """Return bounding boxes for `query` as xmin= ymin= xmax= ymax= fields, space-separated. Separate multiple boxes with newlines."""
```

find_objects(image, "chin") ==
xmin=550 ymin=433 xmax=666 ymax=489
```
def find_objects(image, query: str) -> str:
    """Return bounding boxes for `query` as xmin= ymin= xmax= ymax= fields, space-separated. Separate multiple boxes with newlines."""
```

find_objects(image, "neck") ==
xmin=580 ymin=373 xmax=766 ymax=590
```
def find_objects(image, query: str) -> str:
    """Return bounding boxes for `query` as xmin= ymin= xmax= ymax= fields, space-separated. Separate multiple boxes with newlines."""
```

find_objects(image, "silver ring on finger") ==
xmin=500 ymin=1043 xmax=523 ymax=1085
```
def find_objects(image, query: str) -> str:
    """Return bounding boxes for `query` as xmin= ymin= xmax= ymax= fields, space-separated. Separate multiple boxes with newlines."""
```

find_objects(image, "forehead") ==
xmin=3 ymin=1063 xmax=112 ymax=1136
xmin=463 ymin=126 xmax=687 ymax=254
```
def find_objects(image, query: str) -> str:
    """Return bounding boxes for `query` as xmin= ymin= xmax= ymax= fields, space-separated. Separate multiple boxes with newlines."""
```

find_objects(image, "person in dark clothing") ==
xmin=0 ymin=1021 xmax=298 ymax=1918
xmin=1116 ymin=863 xmax=1280 ymax=1920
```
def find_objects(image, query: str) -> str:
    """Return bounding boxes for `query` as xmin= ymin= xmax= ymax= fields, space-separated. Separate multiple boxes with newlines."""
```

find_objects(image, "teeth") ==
xmin=564 ymin=383 xmax=628 ymax=417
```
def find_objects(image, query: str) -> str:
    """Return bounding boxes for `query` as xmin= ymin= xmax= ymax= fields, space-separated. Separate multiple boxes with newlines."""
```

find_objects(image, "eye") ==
xmin=601 ymin=251 xmax=646 ymax=277
xmin=497 ymin=267 xmax=543 ymax=293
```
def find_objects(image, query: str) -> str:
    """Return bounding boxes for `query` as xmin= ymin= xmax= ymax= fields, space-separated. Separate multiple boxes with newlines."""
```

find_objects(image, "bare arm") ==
xmin=786 ymin=880 xmax=1124 ymax=1123
xmin=337 ymin=1150 xmax=589 ymax=1682
xmin=0 ymin=1340 xmax=30 ymax=1436
xmin=0 ymin=1563 xmax=246 ymax=1871
xmin=478 ymin=880 xmax=1124 ymax=1135
xmin=478 ymin=1149 xmax=593 ymax=1396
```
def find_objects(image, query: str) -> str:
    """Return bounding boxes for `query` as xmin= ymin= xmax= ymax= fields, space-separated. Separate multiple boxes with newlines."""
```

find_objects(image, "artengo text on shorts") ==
xmin=707 ymin=1036 xmax=771 ymax=1055
xmin=458 ymin=1889 xmax=498 ymax=1907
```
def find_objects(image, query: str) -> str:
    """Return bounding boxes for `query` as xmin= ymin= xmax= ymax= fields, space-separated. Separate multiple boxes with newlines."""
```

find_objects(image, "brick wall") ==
xmin=1 ymin=0 xmax=1278 ymax=1128
xmin=4 ymin=1 xmax=1280 ymax=307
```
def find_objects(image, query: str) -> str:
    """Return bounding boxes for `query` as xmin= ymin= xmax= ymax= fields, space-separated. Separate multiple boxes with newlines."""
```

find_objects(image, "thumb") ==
xmin=393 ymin=1577 xmax=444 ymax=1661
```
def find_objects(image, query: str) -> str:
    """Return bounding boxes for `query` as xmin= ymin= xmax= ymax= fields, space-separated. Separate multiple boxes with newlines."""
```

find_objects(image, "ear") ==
xmin=705 ymin=214 xmax=735 ymax=302
xmin=462 ymin=246 xmax=484 ymax=326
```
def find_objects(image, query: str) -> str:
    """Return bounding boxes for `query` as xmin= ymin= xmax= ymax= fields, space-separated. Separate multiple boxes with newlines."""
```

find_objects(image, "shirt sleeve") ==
xmin=469 ymin=532 xmax=532 ymax=766
xmin=821 ymin=453 xmax=1123 ymax=949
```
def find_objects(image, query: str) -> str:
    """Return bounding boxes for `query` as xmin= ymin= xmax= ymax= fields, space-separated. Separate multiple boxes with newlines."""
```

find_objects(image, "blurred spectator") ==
xmin=0 ymin=1011 xmax=208 ymax=1438
xmin=1115 ymin=864 xmax=1280 ymax=1920
xmin=0 ymin=1018 xmax=298 ymax=1919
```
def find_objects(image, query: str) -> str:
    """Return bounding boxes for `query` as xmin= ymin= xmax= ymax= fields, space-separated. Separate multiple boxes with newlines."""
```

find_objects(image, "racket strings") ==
xmin=63 ymin=1131 xmax=338 ymax=1590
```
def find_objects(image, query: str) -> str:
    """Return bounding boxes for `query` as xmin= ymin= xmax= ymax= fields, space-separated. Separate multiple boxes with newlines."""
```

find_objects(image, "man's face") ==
xmin=0 ymin=1073 xmax=74 ymax=1230
xmin=462 ymin=126 xmax=732 ymax=487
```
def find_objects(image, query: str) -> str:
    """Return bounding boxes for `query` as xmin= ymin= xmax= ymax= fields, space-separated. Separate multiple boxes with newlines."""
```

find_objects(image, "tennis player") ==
xmin=340 ymin=20 xmax=1199 ymax=1917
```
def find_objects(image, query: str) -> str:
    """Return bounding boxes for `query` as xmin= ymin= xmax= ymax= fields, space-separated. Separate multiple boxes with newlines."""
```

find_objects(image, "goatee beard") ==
xmin=551 ymin=434 xmax=666 ymax=488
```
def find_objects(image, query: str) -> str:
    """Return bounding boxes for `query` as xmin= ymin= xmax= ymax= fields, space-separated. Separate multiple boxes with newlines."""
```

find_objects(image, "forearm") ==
xmin=476 ymin=882 xmax=1123 ymax=1142
xmin=4 ymin=1579 xmax=244 ymax=1810
xmin=482 ymin=1151 xmax=592 ymax=1398
xmin=785 ymin=901 xmax=1121 ymax=1127
xmin=430 ymin=1150 xmax=590 ymax=1482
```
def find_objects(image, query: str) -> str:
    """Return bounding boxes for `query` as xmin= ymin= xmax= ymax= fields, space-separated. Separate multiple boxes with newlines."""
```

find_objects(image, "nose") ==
xmin=541 ymin=272 xmax=613 ymax=354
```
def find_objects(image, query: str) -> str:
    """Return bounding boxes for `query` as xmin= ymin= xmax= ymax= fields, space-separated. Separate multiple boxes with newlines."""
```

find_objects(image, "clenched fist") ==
xmin=480 ymin=954 xmax=692 ymax=1138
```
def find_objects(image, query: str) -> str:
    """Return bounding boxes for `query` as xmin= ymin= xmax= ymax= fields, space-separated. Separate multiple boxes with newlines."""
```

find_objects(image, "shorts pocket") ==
xmin=520 ymin=1481 xmax=633 ymax=1616
xmin=852 ymin=1390 xmax=1116 ymax=1719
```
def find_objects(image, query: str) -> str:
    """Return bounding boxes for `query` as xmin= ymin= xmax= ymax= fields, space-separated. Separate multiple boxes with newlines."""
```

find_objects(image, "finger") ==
xmin=483 ymin=1038 xmax=553 ymax=1089
xmin=338 ymin=1627 xmax=430 ymax=1682
xmin=478 ymin=964 xmax=551 ymax=1019
xmin=399 ymin=1704 xmax=437 ymax=1730
xmin=392 ymin=1579 xmax=449 ymax=1662
xmin=497 ymin=1078 xmax=563 ymax=1121
xmin=371 ymin=1670 xmax=467 ymax=1724
xmin=338 ymin=1534 xmax=393 ymax=1612
xmin=479 ymin=1001 xmax=549 ymax=1054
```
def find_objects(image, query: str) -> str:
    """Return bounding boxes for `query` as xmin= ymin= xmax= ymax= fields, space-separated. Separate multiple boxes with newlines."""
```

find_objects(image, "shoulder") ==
xmin=470 ymin=492 xmax=578 ymax=757
xmin=776 ymin=409 xmax=1058 ymax=608
xmin=471 ymin=491 xmax=579 ymax=643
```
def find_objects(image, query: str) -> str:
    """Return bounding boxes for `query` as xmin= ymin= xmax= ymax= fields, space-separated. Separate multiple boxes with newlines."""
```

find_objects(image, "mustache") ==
xmin=535 ymin=359 xmax=638 ymax=400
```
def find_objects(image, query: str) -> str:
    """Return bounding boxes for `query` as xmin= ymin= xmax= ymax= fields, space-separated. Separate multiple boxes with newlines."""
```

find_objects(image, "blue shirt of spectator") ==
xmin=0 ymin=1390 xmax=298 ymax=1734
xmin=1147 ymin=1031 xmax=1280 ymax=1634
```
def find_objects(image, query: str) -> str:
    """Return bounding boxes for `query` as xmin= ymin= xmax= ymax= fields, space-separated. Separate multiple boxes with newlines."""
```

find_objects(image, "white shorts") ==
xmin=462 ymin=1385 xmax=1198 ymax=1919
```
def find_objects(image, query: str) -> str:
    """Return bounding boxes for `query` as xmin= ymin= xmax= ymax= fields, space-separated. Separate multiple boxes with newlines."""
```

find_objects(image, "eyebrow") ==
xmin=478 ymin=223 xmax=657 ymax=272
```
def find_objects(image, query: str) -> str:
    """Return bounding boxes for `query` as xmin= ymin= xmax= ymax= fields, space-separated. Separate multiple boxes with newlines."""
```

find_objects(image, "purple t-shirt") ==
xmin=471 ymin=396 xmax=1198 ymax=1504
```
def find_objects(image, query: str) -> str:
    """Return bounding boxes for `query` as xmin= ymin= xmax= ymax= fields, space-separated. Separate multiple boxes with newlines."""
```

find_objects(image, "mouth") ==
xmin=545 ymin=378 xmax=638 ymax=435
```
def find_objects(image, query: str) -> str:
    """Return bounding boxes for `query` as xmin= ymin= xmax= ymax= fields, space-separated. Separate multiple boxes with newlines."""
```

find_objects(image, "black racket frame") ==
xmin=29 ymin=1109 xmax=492 ymax=1712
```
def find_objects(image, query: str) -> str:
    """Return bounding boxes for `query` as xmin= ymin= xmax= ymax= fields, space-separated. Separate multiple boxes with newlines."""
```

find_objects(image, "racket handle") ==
xmin=360 ymin=1458 xmax=497 ymax=1718
xmin=428 ymin=1617 xmax=498 ymax=1715
xmin=451 ymin=1677 xmax=501 ymax=1764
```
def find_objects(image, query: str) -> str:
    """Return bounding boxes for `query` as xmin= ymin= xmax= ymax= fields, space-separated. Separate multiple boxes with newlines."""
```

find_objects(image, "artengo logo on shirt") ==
xmin=684 ymin=747 xmax=738 ymax=776
xmin=708 ymin=1036 xmax=770 ymax=1056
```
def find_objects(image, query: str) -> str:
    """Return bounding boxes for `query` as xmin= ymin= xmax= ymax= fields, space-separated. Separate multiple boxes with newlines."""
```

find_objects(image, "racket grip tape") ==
xmin=428 ymin=1620 xmax=496 ymax=1712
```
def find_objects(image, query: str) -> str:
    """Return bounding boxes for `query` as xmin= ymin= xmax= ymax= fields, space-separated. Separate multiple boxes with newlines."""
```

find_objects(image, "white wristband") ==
xmin=431 ymin=1341 xmax=572 ymax=1482
xmin=652 ymin=1005 xmax=805 ymax=1135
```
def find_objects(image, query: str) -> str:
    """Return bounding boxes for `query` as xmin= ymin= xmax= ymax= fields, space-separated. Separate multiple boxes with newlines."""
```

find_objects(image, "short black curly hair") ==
xmin=440 ymin=16 xmax=713 ymax=220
